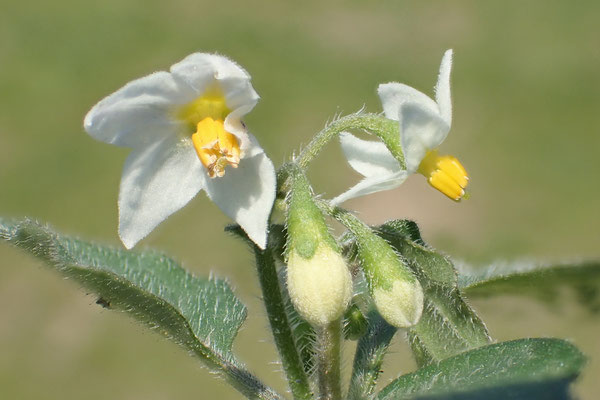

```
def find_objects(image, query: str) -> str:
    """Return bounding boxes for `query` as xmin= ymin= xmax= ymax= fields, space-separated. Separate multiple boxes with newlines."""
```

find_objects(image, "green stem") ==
xmin=347 ymin=311 xmax=397 ymax=400
xmin=315 ymin=199 xmax=372 ymax=240
xmin=277 ymin=113 xmax=402 ymax=197
xmin=315 ymin=321 xmax=343 ymax=400
xmin=253 ymin=245 xmax=313 ymax=400
xmin=296 ymin=113 xmax=403 ymax=170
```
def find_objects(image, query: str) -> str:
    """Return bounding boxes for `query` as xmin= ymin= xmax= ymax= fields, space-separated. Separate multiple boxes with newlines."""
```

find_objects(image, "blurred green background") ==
xmin=1 ymin=0 xmax=598 ymax=398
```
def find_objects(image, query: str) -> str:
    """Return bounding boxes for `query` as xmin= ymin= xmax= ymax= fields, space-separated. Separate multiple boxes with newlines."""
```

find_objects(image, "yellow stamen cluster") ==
xmin=178 ymin=91 xmax=241 ymax=178
xmin=417 ymin=150 xmax=468 ymax=201
xmin=191 ymin=117 xmax=240 ymax=178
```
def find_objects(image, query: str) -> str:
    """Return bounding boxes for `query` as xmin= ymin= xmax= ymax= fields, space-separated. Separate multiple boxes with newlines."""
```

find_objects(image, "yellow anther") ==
xmin=191 ymin=117 xmax=240 ymax=178
xmin=178 ymin=89 xmax=241 ymax=178
xmin=417 ymin=150 xmax=469 ymax=201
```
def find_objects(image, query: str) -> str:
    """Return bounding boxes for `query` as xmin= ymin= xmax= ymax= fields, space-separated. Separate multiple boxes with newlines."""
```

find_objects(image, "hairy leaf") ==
xmin=459 ymin=261 xmax=600 ymax=313
xmin=377 ymin=338 xmax=585 ymax=400
xmin=0 ymin=219 xmax=281 ymax=400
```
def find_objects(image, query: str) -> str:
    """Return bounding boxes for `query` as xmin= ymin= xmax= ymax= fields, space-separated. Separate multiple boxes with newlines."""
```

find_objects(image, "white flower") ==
xmin=333 ymin=49 xmax=468 ymax=205
xmin=84 ymin=53 xmax=276 ymax=249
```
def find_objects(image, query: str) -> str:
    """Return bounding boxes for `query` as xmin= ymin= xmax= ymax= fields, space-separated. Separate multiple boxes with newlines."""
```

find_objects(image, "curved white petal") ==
xmin=84 ymin=72 xmax=191 ymax=148
xmin=203 ymin=151 xmax=276 ymax=249
xmin=400 ymin=102 xmax=450 ymax=173
xmin=331 ymin=170 xmax=409 ymax=206
xmin=339 ymin=132 xmax=401 ymax=177
xmin=171 ymin=53 xmax=250 ymax=98
xmin=241 ymin=132 xmax=268 ymax=158
xmin=378 ymin=82 xmax=439 ymax=120
xmin=434 ymin=49 xmax=453 ymax=126
xmin=118 ymin=136 xmax=206 ymax=249
xmin=170 ymin=53 xmax=260 ymax=152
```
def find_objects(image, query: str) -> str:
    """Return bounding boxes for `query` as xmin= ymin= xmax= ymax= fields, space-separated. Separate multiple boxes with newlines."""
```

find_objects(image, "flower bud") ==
xmin=371 ymin=278 xmax=423 ymax=328
xmin=287 ymin=242 xmax=352 ymax=327
xmin=286 ymin=169 xmax=352 ymax=327
xmin=343 ymin=304 xmax=368 ymax=340
xmin=355 ymin=230 xmax=423 ymax=328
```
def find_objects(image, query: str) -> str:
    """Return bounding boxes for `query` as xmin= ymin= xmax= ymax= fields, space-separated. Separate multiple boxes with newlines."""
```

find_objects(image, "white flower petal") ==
xmin=118 ymin=136 xmax=206 ymax=249
xmin=339 ymin=132 xmax=400 ymax=177
xmin=434 ymin=49 xmax=453 ymax=126
xmin=378 ymin=82 xmax=439 ymax=120
xmin=241 ymin=132 xmax=268 ymax=158
xmin=170 ymin=53 xmax=258 ymax=112
xmin=203 ymin=151 xmax=276 ymax=249
xmin=400 ymin=102 xmax=450 ymax=173
xmin=224 ymin=111 xmax=255 ymax=155
xmin=170 ymin=54 xmax=224 ymax=96
xmin=331 ymin=170 xmax=409 ymax=205
xmin=84 ymin=72 xmax=191 ymax=148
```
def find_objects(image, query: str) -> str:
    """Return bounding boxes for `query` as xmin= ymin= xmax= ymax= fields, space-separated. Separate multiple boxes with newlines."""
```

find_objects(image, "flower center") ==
xmin=417 ymin=150 xmax=469 ymax=201
xmin=191 ymin=117 xmax=241 ymax=178
xmin=178 ymin=92 xmax=241 ymax=178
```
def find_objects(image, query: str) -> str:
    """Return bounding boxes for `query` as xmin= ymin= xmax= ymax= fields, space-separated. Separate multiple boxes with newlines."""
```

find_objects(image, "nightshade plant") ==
xmin=1 ymin=50 xmax=596 ymax=400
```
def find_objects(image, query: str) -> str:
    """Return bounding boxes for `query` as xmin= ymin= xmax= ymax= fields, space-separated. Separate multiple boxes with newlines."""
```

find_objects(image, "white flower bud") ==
xmin=343 ymin=216 xmax=424 ymax=328
xmin=372 ymin=279 xmax=424 ymax=328
xmin=287 ymin=243 xmax=352 ymax=327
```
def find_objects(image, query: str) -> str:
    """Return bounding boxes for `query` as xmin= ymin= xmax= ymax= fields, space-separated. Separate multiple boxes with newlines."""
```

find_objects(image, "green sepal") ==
xmin=339 ymin=216 xmax=417 ymax=292
xmin=286 ymin=167 xmax=337 ymax=259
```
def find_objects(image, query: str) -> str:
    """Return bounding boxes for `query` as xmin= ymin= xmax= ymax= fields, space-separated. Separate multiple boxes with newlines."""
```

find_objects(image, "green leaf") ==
xmin=0 ymin=219 xmax=282 ymax=400
xmin=459 ymin=261 xmax=600 ymax=313
xmin=377 ymin=338 xmax=585 ymax=400
xmin=374 ymin=220 xmax=491 ymax=366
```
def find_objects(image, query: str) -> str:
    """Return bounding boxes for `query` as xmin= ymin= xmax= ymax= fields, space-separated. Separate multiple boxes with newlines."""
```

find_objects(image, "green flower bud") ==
xmin=343 ymin=303 xmax=368 ymax=340
xmin=354 ymin=229 xmax=423 ymax=328
xmin=286 ymin=169 xmax=352 ymax=327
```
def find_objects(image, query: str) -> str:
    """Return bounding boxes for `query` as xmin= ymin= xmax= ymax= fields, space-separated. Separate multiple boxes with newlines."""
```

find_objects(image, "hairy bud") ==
xmin=286 ymin=169 xmax=352 ymax=327
xmin=353 ymin=228 xmax=423 ymax=328
xmin=287 ymin=243 xmax=352 ymax=327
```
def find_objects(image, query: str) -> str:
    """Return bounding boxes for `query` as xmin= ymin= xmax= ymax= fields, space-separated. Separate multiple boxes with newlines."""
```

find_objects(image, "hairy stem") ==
xmin=315 ymin=198 xmax=372 ymax=240
xmin=347 ymin=312 xmax=397 ymax=400
xmin=253 ymin=245 xmax=313 ymax=400
xmin=276 ymin=113 xmax=401 ymax=197
xmin=296 ymin=113 xmax=403 ymax=170
xmin=315 ymin=321 xmax=343 ymax=400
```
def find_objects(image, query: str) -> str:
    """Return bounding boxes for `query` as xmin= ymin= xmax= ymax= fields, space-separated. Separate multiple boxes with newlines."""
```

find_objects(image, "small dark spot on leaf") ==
xmin=96 ymin=297 xmax=111 ymax=309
